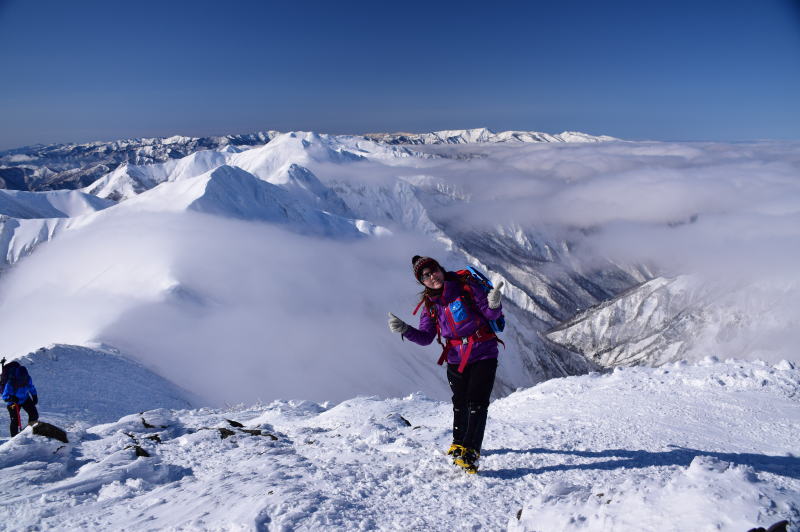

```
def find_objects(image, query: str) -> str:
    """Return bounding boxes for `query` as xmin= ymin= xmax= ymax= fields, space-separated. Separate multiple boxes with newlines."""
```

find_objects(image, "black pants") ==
xmin=447 ymin=357 xmax=497 ymax=453
xmin=7 ymin=399 xmax=38 ymax=437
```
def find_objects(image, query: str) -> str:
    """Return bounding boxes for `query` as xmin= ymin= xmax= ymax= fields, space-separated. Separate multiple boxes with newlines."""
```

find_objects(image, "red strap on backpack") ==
xmin=414 ymin=280 xmax=504 ymax=373
xmin=438 ymin=324 xmax=498 ymax=372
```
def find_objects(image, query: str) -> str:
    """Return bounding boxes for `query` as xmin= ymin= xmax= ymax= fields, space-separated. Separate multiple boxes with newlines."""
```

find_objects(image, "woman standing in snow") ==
xmin=388 ymin=256 xmax=504 ymax=474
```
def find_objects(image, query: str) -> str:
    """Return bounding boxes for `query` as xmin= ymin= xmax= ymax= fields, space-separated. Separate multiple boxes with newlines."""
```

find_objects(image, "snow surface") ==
xmin=0 ymin=344 xmax=195 ymax=438
xmin=0 ymin=131 xmax=798 ymax=529
xmin=0 ymin=189 xmax=114 ymax=219
xmin=0 ymin=358 xmax=796 ymax=531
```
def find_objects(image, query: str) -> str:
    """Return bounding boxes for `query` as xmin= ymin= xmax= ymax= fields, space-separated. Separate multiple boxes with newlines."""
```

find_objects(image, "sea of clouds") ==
xmin=0 ymin=136 xmax=797 ymax=404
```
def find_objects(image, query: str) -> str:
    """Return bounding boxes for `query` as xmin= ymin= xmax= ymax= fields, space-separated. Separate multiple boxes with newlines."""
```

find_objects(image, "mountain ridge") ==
xmin=1 ymin=128 xmax=616 ymax=192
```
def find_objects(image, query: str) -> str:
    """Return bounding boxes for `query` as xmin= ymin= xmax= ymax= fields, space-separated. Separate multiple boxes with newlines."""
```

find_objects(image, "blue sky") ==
xmin=1 ymin=0 xmax=798 ymax=149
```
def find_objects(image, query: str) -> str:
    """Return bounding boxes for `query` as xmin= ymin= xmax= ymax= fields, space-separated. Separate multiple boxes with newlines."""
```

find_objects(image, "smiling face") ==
xmin=419 ymin=266 xmax=444 ymax=290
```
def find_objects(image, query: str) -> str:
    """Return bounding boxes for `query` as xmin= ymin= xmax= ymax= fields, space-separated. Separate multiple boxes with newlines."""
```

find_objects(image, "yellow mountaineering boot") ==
xmin=453 ymin=448 xmax=479 ymax=474
xmin=447 ymin=444 xmax=466 ymax=463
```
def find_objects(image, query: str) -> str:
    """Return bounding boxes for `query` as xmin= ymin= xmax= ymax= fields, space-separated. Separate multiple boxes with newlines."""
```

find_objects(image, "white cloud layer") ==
xmin=407 ymin=141 xmax=800 ymax=275
xmin=0 ymin=211 xmax=452 ymax=405
xmin=415 ymin=140 xmax=800 ymax=363
xmin=0 ymin=136 xmax=798 ymax=404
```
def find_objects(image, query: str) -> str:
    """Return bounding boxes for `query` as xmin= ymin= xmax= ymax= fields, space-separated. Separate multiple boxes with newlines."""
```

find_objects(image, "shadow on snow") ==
xmin=481 ymin=446 xmax=800 ymax=480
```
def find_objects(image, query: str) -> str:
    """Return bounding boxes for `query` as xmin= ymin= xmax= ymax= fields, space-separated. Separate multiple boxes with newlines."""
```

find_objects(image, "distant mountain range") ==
xmin=3 ymin=127 xmax=785 ymax=405
xmin=0 ymin=129 xmax=638 ymax=402
xmin=364 ymin=127 xmax=616 ymax=145
xmin=0 ymin=128 xmax=616 ymax=192
xmin=0 ymin=131 xmax=278 ymax=192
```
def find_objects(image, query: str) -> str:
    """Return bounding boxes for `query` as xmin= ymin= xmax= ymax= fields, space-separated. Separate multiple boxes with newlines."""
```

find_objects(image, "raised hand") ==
xmin=387 ymin=312 xmax=409 ymax=334
xmin=487 ymin=281 xmax=504 ymax=309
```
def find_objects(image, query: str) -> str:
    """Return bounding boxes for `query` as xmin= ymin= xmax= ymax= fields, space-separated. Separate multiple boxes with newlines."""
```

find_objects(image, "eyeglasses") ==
xmin=420 ymin=270 xmax=437 ymax=281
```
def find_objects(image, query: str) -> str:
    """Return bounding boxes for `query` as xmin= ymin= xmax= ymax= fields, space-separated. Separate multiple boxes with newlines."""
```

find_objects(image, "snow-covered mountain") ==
xmin=1 ymin=358 xmax=796 ymax=530
xmin=364 ymin=127 xmax=617 ymax=145
xmin=0 ymin=130 xmax=797 ymax=410
xmin=0 ymin=130 xmax=646 ymax=407
xmin=0 ymin=128 xmax=614 ymax=193
xmin=114 ymin=164 xmax=383 ymax=238
xmin=0 ymin=129 xmax=798 ymax=530
xmin=0 ymin=189 xmax=115 ymax=272
xmin=545 ymin=275 xmax=800 ymax=367
xmin=0 ymin=131 xmax=278 ymax=191
xmin=546 ymin=276 xmax=710 ymax=367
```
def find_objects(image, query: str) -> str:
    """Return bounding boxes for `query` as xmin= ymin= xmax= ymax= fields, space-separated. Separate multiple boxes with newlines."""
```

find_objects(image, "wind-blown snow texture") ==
xmin=0 ymin=358 xmax=797 ymax=531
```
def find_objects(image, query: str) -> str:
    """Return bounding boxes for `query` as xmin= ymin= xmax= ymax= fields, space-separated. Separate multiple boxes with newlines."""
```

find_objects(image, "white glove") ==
xmin=388 ymin=312 xmax=409 ymax=334
xmin=487 ymin=281 xmax=504 ymax=309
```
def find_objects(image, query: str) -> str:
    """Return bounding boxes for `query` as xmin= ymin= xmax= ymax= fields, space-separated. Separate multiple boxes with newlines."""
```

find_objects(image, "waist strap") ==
xmin=437 ymin=326 xmax=497 ymax=373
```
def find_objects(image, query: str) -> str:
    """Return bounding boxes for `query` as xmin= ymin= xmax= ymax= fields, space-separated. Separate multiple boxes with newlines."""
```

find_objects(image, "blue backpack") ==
xmin=461 ymin=266 xmax=506 ymax=333
xmin=412 ymin=266 xmax=506 ymax=373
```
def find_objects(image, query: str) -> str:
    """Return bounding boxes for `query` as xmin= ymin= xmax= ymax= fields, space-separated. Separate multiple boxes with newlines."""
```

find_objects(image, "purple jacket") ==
xmin=402 ymin=276 xmax=502 ymax=366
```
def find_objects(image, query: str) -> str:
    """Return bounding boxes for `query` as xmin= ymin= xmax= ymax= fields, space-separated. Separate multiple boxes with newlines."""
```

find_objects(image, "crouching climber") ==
xmin=1 ymin=358 xmax=39 ymax=437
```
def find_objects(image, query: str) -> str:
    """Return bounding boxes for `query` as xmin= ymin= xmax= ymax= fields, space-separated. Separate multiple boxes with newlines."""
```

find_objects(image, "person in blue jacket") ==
xmin=1 ymin=358 xmax=39 ymax=437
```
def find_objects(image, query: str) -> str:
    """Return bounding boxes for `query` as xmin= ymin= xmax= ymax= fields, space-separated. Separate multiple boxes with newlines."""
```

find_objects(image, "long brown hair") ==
xmin=416 ymin=269 xmax=472 ymax=312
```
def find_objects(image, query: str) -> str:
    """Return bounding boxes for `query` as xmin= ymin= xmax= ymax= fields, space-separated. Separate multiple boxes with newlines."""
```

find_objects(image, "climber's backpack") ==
xmin=1 ymin=361 xmax=31 ymax=390
xmin=412 ymin=266 xmax=505 ymax=373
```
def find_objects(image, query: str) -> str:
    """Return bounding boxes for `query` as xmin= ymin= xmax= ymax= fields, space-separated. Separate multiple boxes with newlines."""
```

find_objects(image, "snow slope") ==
xmin=546 ymin=275 xmax=800 ymax=366
xmin=0 ymin=344 xmax=195 ymax=438
xmin=0 ymin=358 xmax=796 ymax=531
xmin=0 ymin=189 xmax=114 ymax=269
xmin=0 ymin=189 xmax=114 ymax=219
xmin=114 ymin=164 xmax=383 ymax=238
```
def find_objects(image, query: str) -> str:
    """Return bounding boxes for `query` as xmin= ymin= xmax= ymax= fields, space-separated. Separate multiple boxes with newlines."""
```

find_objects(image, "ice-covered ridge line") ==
xmin=0 ymin=189 xmax=115 ymax=219
xmin=115 ymin=164 xmax=387 ymax=238
xmin=364 ymin=127 xmax=617 ymax=145
xmin=0 ymin=358 xmax=796 ymax=530
xmin=81 ymin=131 xmax=404 ymax=202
